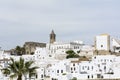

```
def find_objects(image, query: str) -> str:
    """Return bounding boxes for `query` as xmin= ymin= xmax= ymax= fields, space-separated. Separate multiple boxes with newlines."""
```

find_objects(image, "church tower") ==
xmin=50 ymin=30 xmax=56 ymax=43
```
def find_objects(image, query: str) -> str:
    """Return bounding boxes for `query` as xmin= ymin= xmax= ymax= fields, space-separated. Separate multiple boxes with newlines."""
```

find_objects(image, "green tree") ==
xmin=15 ymin=46 xmax=21 ymax=55
xmin=15 ymin=46 xmax=25 ymax=55
xmin=21 ymin=47 xmax=25 ymax=55
xmin=2 ymin=57 xmax=38 ymax=80
xmin=66 ymin=50 xmax=80 ymax=59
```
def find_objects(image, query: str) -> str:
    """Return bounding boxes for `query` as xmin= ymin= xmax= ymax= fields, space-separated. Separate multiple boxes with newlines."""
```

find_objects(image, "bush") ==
xmin=66 ymin=50 xmax=80 ymax=59
xmin=71 ymin=77 xmax=77 ymax=80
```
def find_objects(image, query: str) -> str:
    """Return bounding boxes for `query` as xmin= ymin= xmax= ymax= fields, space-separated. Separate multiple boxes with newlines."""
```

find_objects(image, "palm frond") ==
xmin=19 ymin=57 xmax=24 ymax=69
xmin=25 ymin=61 xmax=34 ymax=68
xmin=29 ymin=66 xmax=39 ymax=78
xmin=10 ymin=73 xmax=17 ymax=79
xmin=2 ymin=68 xmax=10 ymax=75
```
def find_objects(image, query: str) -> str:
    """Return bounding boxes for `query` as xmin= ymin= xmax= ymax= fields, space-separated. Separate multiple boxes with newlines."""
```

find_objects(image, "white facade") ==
xmin=1 ymin=48 xmax=120 ymax=80
xmin=47 ymin=55 xmax=120 ymax=80
xmin=46 ymin=41 xmax=84 ymax=59
xmin=47 ymin=41 xmax=83 ymax=54
xmin=80 ymin=45 xmax=94 ymax=57
xmin=112 ymin=38 xmax=120 ymax=53
xmin=95 ymin=34 xmax=110 ymax=51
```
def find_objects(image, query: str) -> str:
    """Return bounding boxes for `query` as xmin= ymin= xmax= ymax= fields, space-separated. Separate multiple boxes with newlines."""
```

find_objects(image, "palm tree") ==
xmin=2 ymin=57 xmax=38 ymax=80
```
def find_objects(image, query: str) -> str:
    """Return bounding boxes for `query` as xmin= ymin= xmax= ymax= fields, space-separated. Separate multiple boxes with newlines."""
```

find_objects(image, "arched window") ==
xmin=88 ymin=75 xmax=89 ymax=79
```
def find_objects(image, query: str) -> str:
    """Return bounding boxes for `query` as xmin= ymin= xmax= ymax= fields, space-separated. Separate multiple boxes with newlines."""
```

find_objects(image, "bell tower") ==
xmin=50 ymin=30 xmax=56 ymax=43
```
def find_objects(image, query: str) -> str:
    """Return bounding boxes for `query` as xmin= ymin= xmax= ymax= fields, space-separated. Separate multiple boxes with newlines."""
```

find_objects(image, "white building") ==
xmin=112 ymin=38 xmax=120 ymax=53
xmin=46 ymin=55 xmax=120 ymax=80
xmin=80 ymin=45 xmax=94 ymax=58
xmin=1 ymin=47 xmax=120 ymax=80
xmin=46 ymin=41 xmax=84 ymax=59
xmin=95 ymin=34 xmax=110 ymax=51
xmin=47 ymin=41 xmax=83 ymax=54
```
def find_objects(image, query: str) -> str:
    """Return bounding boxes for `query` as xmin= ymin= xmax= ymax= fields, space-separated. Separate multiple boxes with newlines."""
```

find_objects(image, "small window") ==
xmin=110 ymin=60 xmax=112 ymax=62
xmin=73 ymin=64 xmax=75 ymax=66
xmin=101 ymin=76 xmax=103 ymax=78
xmin=82 ymin=66 xmax=84 ymax=70
xmin=92 ymin=75 xmax=93 ymax=78
xmin=88 ymin=75 xmax=89 ymax=79
xmin=92 ymin=66 xmax=93 ymax=70
xmin=101 ymin=45 xmax=103 ymax=47
xmin=61 ymin=70 xmax=63 ymax=73
xmin=5 ymin=74 xmax=7 ymax=77
xmin=88 ymin=67 xmax=89 ymax=70
xmin=94 ymin=57 xmax=96 ymax=59
xmin=104 ymin=66 xmax=106 ymax=70
xmin=74 ymin=68 xmax=76 ymax=70
xmin=36 ymin=74 xmax=38 ymax=78
xmin=57 ymin=70 xmax=59 ymax=73
xmin=41 ymin=75 xmax=43 ymax=78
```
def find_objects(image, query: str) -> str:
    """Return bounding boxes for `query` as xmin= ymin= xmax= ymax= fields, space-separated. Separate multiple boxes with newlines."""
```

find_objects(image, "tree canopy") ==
xmin=15 ymin=46 xmax=25 ymax=55
xmin=66 ymin=50 xmax=80 ymax=59
xmin=2 ymin=57 xmax=38 ymax=80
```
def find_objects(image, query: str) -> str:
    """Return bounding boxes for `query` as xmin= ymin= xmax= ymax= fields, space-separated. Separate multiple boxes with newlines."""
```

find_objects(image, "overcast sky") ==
xmin=0 ymin=0 xmax=120 ymax=50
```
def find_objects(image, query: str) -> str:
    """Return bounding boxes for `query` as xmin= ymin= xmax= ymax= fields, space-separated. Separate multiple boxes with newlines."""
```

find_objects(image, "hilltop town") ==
xmin=0 ymin=30 xmax=120 ymax=80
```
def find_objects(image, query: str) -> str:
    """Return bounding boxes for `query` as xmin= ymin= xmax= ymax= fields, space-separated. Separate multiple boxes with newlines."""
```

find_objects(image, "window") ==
xmin=36 ymin=74 xmax=38 ymax=78
xmin=101 ymin=76 xmax=103 ymax=78
xmin=61 ymin=70 xmax=63 ymax=73
xmin=73 ymin=64 xmax=75 ymax=66
xmin=41 ymin=69 xmax=44 ymax=71
xmin=41 ymin=75 xmax=43 ymax=78
xmin=49 ymin=55 xmax=52 ymax=57
xmin=104 ymin=59 xmax=106 ymax=62
xmin=101 ymin=45 xmax=103 ymax=47
xmin=97 ymin=74 xmax=101 ymax=78
xmin=116 ymin=47 xmax=120 ymax=50
xmin=74 ymin=68 xmax=76 ymax=70
xmin=82 ymin=66 xmax=84 ymax=70
xmin=92 ymin=66 xmax=93 ymax=70
xmin=104 ymin=66 xmax=106 ymax=70
xmin=88 ymin=75 xmax=89 ymax=79
xmin=88 ymin=67 xmax=89 ymax=70
xmin=74 ymin=46 xmax=76 ymax=49
xmin=91 ymin=75 xmax=93 ymax=78
xmin=5 ymin=74 xmax=7 ymax=77
xmin=94 ymin=57 xmax=96 ymax=59
xmin=110 ymin=60 xmax=112 ymax=62
xmin=57 ymin=70 xmax=59 ymax=73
